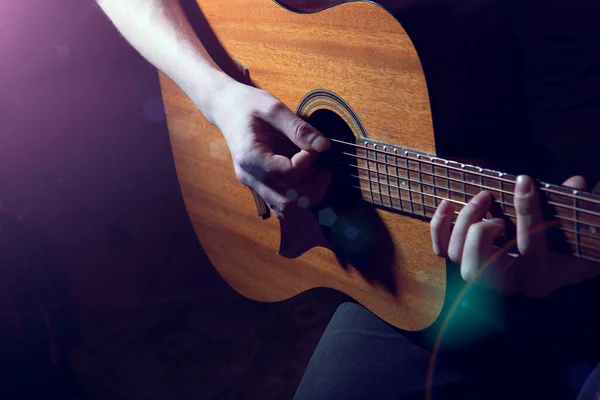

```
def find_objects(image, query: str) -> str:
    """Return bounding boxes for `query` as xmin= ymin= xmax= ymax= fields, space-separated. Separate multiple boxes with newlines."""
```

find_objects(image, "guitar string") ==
xmin=334 ymin=161 xmax=600 ymax=231
xmin=334 ymin=148 xmax=600 ymax=216
xmin=449 ymin=216 xmax=599 ymax=263
xmin=361 ymin=193 xmax=600 ymax=263
xmin=355 ymin=195 xmax=599 ymax=256
xmin=348 ymin=178 xmax=600 ymax=241
xmin=329 ymin=149 xmax=600 ymax=218
xmin=328 ymin=138 xmax=600 ymax=206
xmin=352 ymin=184 xmax=600 ymax=254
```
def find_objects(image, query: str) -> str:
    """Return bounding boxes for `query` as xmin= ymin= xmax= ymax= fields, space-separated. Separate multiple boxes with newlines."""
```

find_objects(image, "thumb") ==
xmin=264 ymin=103 xmax=330 ymax=152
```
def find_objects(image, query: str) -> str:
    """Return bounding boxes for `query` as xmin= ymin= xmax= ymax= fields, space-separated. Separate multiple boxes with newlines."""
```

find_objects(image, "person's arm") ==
xmin=95 ymin=0 xmax=228 ymax=124
xmin=97 ymin=0 xmax=331 ymax=218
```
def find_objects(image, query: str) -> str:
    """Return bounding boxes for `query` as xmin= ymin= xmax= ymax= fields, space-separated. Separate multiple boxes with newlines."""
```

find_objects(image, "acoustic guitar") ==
xmin=158 ymin=0 xmax=600 ymax=331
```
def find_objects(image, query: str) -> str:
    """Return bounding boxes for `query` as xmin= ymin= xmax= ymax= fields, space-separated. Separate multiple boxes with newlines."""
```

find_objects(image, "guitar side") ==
xmin=159 ymin=0 xmax=446 ymax=331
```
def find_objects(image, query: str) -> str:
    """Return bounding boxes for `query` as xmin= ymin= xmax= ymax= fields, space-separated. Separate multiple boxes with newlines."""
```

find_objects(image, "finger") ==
xmin=256 ymin=150 xmax=319 ymax=190
xmin=514 ymin=175 xmax=548 ymax=258
xmin=240 ymin=145 xmax=319 ymax=187
xmin=235 ymin=168 xmax=293 ymax=216
xmin=263 ymin=102 xmax=330 ymax=152
xmin=430 ymin=200 xmax=455 ymax=258
xmin=290 ymin=150 xmax=319 ymax=180
xmin=238 ymin=145 xmax=296 ymax=183
xmin=447 ymin=191 xmax=493 ymax=264
xmin=562 ymin=175 xmax=587 ymax=190
xmin=461 ymin=219 xmax=508 ymax=288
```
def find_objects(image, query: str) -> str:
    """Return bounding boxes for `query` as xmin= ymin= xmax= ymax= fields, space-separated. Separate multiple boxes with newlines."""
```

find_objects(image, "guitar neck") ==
xmin=332 ymin=138 xmax=600 ymax=263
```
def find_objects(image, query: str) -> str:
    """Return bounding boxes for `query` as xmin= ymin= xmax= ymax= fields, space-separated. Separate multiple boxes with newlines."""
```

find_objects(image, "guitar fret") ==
xmin=371 ymin=145 xmax=379 ymax=205
xmin=399 ymin=154 xmax=410 ymax=211
xmin=375 ymin=146 xmax=384 ymax=205
xmin=383 ymin=148 xmax=392 ymax=208
xmin=417 ymin=155 xmax=424 ymax=216
xmin=477 ymin=168 xmax=483 ymax=192
xmin=445 ymin=161 xmax=451 ymax=217
xmin=370 ymin=145 xmax=376 ymax=201
xmin=394 ymin=149 xmax=403 ymax=212
xmin=375 ymin=145 xmax=383 ymax=205
xmin=499 ymin=173 xmax=505 ymax=208
xmin=364 ymin=144 xmax=374 ymax=204
xmin=382 ymin=146 xmax=392 ymax=208
xmin=432 ymin=161 xmax=447 ymax=209
xmin=575 ymin=191 xmax=581 ymax=257
xmin=406 ymin=152 xmax=414 ymax=216
xmin=433 ymin=167 xmax=439 ymax=208
xmin=461 ymin=164 xmax=468 ymax=203
xmin=375 ymin=146 xmax=387 ymax=205
xmin=392 ymin=149 xmax=400 ymax=211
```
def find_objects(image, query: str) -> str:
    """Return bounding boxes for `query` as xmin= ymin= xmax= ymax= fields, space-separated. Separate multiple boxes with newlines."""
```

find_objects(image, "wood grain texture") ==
xmin=159 ymin=0 xmax=446 ymax=331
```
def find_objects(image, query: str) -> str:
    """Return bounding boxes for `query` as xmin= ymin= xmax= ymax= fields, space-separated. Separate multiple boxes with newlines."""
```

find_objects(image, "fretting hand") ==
xmin=430 ymin=175 xmax=600 ymax=297
xmin=211 ymin=80 xmax=332 ymax=218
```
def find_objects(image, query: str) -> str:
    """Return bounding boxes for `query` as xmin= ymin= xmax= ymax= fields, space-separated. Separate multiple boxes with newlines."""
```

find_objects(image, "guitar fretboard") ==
xmin=332 ymin=138 xmax=600 ymax=263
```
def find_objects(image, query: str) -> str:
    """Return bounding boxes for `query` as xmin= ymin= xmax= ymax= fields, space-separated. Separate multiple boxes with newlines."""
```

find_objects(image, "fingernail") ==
xmin=516 ymin=175 xmax=533 ymax=197
xmin=311 ymin=136 xmax=330 ymax=152
xmin=438 ymin=200 xmax=451 ymax=216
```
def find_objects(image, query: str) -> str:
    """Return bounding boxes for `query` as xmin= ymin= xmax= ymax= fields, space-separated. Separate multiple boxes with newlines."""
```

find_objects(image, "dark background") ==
xmin=1 ymin=0 xmax=600 ymax=398
xmin=0 ymin=1 xmax=343 ymax=398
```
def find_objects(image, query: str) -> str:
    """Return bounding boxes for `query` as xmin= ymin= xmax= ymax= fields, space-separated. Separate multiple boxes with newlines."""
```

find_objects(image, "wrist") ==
xmin=203 ymin=76 xmax=244 ymax=130
xmin=189 ymin=70 xmax=237 ymax=126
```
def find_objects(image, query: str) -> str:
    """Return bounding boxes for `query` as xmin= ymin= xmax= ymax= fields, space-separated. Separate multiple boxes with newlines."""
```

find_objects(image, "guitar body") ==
xmin=160 ymin=0 xmax=447 ymax=331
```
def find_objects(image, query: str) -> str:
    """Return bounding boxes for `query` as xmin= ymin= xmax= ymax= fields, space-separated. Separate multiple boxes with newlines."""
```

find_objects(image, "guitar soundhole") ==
xmin=308 ymin=109 xmax=362 ymax=211
xmin=306 ymin=109 xmax=398 ymax=293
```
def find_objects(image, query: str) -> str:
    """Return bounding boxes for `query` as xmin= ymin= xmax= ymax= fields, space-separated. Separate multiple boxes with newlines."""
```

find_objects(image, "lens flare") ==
xmin=425 ymin=219 xmax=560 ymax=400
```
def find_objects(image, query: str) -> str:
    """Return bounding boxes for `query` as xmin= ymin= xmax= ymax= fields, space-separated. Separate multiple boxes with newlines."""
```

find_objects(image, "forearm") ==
xmin=96 ymin=0 xmax=232 ymax=123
